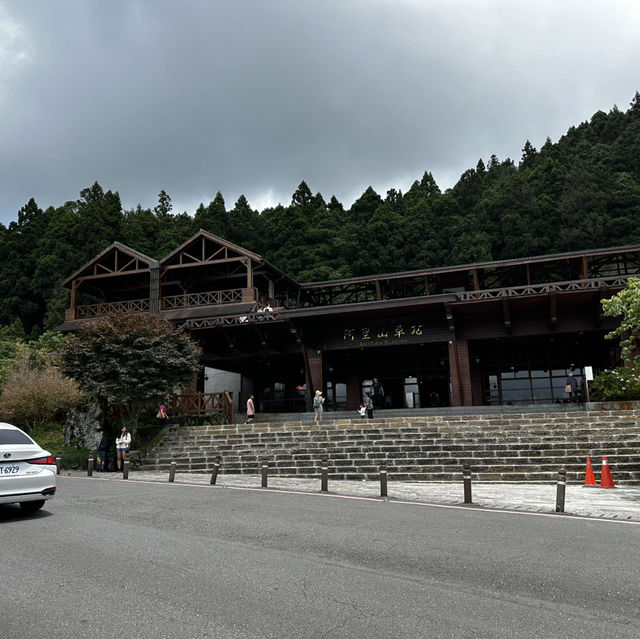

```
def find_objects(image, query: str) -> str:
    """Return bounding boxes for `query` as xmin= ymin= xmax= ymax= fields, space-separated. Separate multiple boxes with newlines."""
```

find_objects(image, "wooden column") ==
xmin=346 ymin=374 xmax=361 ymax=411
xmin=149 ymin=264 xmax=160 ymax=315
xmin=302 ymin=346 xmax=323 ymax=403
xmin=448 ymin=336 xmax=472 ymax=407
xmin=245 ymin=258 xmax=253 ymax=289
xmin=70 ymin=280 xmax=78 ymax=319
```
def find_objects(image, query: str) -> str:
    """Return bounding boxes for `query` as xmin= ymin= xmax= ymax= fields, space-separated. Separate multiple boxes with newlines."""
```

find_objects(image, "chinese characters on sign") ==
xmin=343 ymin=324 xmax=423 ymax=346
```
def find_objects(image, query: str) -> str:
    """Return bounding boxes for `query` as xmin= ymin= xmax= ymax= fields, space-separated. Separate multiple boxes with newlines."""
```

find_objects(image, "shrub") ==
xmin=29 ymin=423 xmax=91 ymax=470
xmin=591 ymin=367 xmax=640 ymax=401
xmin=0 ymin=359 xmax=84 ymax=432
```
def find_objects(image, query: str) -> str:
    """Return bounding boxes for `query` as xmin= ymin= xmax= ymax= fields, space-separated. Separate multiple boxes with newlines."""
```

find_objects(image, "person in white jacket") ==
xmin=115 ymin=426 xmax=132 ymax=470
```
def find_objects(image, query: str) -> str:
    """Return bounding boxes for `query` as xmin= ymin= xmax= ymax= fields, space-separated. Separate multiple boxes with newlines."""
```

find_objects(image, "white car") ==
xmin=0 ymin=422 xmax=56 ymax=512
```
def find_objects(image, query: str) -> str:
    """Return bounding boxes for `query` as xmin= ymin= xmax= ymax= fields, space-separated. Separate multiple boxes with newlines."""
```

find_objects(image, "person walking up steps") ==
xmin=246 ymin=395 xmax=255 ymax=423
xmin=313 ymin=390 xmax=325 ymax=423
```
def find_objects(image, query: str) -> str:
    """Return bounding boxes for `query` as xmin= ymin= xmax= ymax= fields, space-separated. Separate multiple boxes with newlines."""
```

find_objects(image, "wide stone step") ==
xmin=140 ymin=410 xmax=640 ymax=483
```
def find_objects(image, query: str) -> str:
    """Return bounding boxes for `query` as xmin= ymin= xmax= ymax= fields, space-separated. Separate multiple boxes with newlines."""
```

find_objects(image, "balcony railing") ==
xmin=162 ymin=289 xmax=244 ymax=310
xmin=455 ymin=275 xmax=633 ymax=302
xmin=74 ymin=298 xmax=150 ymax=319
xmin=69 ymin=288 xmax=258 ymax=320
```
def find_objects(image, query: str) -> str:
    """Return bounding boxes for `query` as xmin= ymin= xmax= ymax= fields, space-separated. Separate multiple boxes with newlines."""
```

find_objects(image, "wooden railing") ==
xmin=75 ymin=298 xmax=150 ymax=319
xmin=162 ymin=289 xmax=244 ymax=310
xmin=171 ymin=391 xmax=234 ymax=423
xmin=455 ymin=275 xmax=632 ymax=302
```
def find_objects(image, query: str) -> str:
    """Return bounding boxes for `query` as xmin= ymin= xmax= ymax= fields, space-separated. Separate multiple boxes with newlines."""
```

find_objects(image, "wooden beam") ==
xmin=549 ymin=293 xmax=558 ymax=329
xmin=70 ymin=280 xmax=77 ymax=317
xmin=501 ymin=292 xmax=512 ymax=333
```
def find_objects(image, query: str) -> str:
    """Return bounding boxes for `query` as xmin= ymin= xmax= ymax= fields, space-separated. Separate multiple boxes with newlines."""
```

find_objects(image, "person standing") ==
xmin=565 ymin=374 xmax=578 ymax=403
xmin=313 ymin=390 xmax=325 ymax=422
xmin=115 ymin=426 xmax=131 ymax=470
xmin=372 ymin=378 xmax=384 ymax=409
xmin=246 ymin=394 xmax=255 ymax=423
xmin=97 ymin=432 xmax=110 ymax=471
xmin=364 ymin=393 xmax=374 ymax=419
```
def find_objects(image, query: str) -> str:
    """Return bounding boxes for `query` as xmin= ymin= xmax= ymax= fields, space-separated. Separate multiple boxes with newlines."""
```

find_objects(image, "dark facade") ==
xmin=61 ymin=231 xmax=636 ymax=411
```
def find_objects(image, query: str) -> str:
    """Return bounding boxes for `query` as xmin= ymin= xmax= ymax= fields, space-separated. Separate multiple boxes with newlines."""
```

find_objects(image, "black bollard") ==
xmin=261 ymin=460 xmax=269 ymax=488
xmin=210 ymin=457 xmax=221 ymax=485
xmin=379 ymin=461 xmax=388 ymax=498
xmin=168 ymin=458 xmax=177 ymax=482
xmin=87 ymin=457 xmax=94 ymax=477
xmin=321 ymin=456 xmax=328 ymax=492
xmin=122 ymin=460 xmax=130 ymax=480
xmin=463 ymin=463 xmax=472 ymax=504
xmin=56 ymin=454 xmax=62 ymax=475
xmin=555 ymin=469 xmax=566 ymax=513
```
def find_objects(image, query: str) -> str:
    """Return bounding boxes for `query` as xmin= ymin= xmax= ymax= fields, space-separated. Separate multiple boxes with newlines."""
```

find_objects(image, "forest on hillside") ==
xmin=2 ymin=92 xmax=640 ymax=336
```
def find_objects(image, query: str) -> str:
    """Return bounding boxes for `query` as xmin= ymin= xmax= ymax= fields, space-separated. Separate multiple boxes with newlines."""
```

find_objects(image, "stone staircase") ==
xmin=141 ymin=409 xmax=640 ymax=483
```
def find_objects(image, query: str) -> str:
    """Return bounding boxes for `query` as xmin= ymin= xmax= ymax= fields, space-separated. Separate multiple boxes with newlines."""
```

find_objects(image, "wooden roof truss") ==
xmin=162 ymin=235 xmax=250 ymax=270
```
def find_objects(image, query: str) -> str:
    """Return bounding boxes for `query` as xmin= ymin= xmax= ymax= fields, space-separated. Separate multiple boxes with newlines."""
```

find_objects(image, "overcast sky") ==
xmin=1 ymin=0 xmax=639 ymax=225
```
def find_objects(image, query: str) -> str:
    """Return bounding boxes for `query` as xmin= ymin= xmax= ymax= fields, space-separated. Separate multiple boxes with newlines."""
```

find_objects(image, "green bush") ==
xmin=0 ymin=348 xmax=83 ymax=432
xmin=30 ymin=423 xmax=91 ymax=470
xmin=591 ymin=367 xmax=640 ymax=401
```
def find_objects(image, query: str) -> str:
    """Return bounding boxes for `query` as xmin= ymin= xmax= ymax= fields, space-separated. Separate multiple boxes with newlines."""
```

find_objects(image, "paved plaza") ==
xmin=69 ymin=469 xmax=640 ymax=522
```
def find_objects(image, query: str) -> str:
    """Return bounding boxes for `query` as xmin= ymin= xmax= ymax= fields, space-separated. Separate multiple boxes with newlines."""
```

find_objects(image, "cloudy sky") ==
xmin=1 ymin=0 xmax=639 ymax=225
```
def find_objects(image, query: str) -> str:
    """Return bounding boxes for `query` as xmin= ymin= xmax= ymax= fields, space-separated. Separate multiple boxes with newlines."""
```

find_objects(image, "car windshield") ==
xmin=0 ymin=429 xmax=34 ymax=445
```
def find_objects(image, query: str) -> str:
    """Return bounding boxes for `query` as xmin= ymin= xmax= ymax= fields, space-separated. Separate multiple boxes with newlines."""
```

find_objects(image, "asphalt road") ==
xmin=1 ymin=476 xmax=639 ymax=639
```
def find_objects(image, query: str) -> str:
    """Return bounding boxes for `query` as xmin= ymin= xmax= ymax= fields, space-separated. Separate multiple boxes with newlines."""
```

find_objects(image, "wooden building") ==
xmin=60 ymin=230 xmax=638 ymax=411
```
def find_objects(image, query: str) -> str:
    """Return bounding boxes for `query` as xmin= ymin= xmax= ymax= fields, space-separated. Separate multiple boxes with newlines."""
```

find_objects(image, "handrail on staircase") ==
xmin=171 ymin=392 xmax=234 ymax=424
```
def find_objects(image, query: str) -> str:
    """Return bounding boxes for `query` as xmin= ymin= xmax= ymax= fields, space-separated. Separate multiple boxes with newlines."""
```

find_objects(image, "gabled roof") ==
xmin=161 ymin=229 xmax=262 ymax=266
xmin=160 ymin=230 xmax=299 ymax=286
xmin=62 ymin=242 xmax=159 ymax=288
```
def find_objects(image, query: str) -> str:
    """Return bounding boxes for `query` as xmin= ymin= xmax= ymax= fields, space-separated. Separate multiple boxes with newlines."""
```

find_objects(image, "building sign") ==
xmin=342 ymin=323 xmax=424 ymax=348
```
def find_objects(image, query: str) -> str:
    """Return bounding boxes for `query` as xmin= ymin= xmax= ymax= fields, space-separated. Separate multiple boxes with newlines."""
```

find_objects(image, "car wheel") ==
xmin=19 ymin=500 xmax=46 ymax=513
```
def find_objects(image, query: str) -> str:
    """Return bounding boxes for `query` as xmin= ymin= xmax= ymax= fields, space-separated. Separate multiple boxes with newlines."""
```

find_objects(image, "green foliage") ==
xmin=591 ymin=367 xmax=640 ymax=401
xmin=60 ymin=311 xmax=202 ymax=426
xmin=0 ymin=344 xmax=84 ymax=431
xmin=29 ymin=423 xmax=92 ymax=470
xmin=29 ymin=423 xmax=65 ymax=455
xmin=601 ymin=277 xmax=640 ymax=365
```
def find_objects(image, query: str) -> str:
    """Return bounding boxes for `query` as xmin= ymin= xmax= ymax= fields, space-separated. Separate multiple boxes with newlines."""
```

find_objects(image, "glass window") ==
xmin=530 ymin=369 xmax=548 ymax=378
xmin=531 ymin=377 xmax=552 ymax=400
xmin=501 ymin=378 xmax=532 ymax=404
xmin=0 ymin=428 xmax=33 ymax=445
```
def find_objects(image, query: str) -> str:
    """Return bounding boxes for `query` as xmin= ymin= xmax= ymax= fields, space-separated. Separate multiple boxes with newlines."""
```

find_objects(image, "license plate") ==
xmin=1 ymin=464 xmax=20 ymax=475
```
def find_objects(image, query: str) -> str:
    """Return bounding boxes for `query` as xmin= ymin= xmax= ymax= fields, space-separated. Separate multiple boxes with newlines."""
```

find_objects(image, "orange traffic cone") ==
xmin=584 ymin=457 xmax=597 ymax=487
xmin=599 ymin=456 xmax=616 ymax=489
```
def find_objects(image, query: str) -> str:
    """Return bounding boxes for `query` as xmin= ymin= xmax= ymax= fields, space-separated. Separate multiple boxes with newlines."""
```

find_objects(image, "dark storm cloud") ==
xmin=1 ymin=0 xmax=639 ymax=224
